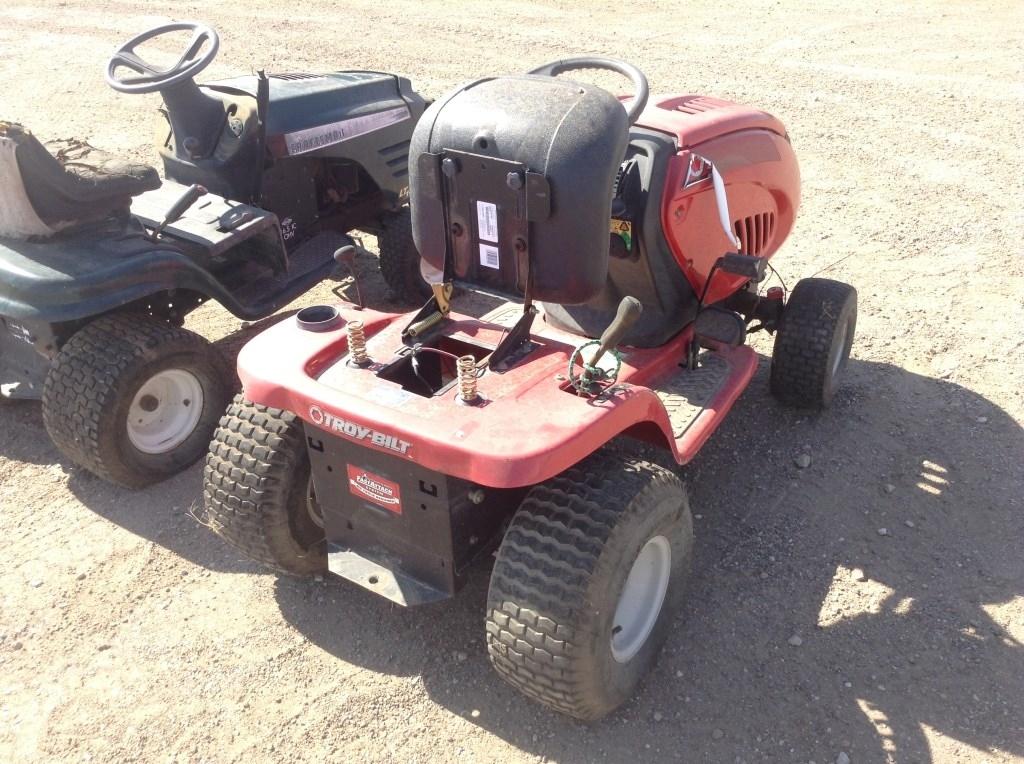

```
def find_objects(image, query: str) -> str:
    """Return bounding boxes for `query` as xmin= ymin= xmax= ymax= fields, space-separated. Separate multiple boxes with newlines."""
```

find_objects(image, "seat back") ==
xmin=0 ymin=122 xmax=159 ymax=238
xmin=409 ymin=75 xmax=629 ymax=305
xmin=0 ymin=124 xmax=58 ymax=239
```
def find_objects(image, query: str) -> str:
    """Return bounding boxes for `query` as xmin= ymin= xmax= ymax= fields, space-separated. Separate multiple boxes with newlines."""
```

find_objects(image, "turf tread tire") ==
xmin=203 ymin=395 xmax=326 ymax=576
xmin=377 ymin=208 xmax=430 ymax=302
xmin=770 ymin=277 xmax=857 ymax=409
xmin=42 ymin=313 xmax=231 ymax=487
xmin=485 ymin=450 xmax=693 ymax=721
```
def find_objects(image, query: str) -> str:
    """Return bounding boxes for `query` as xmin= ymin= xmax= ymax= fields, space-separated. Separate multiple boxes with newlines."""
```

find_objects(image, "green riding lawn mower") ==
xmin=0 ymin=21 xmax=429 ymax=486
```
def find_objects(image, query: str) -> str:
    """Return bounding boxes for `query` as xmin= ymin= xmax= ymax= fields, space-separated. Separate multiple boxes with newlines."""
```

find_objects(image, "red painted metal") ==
xmin=632 ymin=93 xmax=801 ymax=304
xmin=238 ymin=303 xmax=757 ymax=489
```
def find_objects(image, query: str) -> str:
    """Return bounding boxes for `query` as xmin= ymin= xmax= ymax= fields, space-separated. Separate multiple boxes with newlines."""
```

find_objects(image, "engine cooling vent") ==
xmin=379 ymin=139 xmax=411 ymax=179
xmin=672 ymin=96 xmax=728 ymax=114
xmin=733 ymin=212 xmax=775 ymax=255
xmin=269 ymin=72 xmax=324 ymax=81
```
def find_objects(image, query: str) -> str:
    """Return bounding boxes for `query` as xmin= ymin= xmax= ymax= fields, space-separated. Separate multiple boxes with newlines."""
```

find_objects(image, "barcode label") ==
xmin=476 ymin=200 xmax=499 ymax=243
xmin=479 ymin=243 xmax=500 ymax=269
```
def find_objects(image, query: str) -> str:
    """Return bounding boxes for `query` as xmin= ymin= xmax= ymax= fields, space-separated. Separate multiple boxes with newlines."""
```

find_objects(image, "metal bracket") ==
xmin=401 ymin=281 xmax=455 ymax=341
xmin=488 ymin=303 xmax=538 ymax=371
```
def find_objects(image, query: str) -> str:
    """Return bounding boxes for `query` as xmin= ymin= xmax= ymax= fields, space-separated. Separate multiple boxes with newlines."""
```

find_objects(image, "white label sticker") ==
xmin=479 ymin=243 xmax=500 ymax=269
xmin=282 ymin=105 xmax=410 ymax=156
xmin=476 ymin=200 xmax=499 ymax=243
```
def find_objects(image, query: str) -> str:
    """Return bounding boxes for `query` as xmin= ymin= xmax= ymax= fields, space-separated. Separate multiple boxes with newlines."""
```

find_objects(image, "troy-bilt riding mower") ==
xmin=0 ymin=21 xmax=427 ymax=487
xmin=204 ymin=57 xmax=857 ymax=719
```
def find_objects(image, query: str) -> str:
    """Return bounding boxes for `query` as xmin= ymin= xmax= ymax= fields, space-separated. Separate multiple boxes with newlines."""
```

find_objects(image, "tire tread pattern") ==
xmin=485 ymin=451 xmax=684 ymax=720
xmin=202 ymin=395 xmax=324 ymax=575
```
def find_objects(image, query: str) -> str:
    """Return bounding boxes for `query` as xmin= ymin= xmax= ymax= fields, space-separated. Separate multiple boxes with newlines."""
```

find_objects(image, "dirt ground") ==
xmin=2 ymin=1 xmax=1023 ymax=762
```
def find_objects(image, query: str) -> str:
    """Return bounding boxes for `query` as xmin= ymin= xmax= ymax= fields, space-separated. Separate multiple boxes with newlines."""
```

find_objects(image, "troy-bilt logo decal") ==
xmin=347 ymin=465 xmax=402 ymax=513
xmin=308 ymin=405 xmax=412 ymax=456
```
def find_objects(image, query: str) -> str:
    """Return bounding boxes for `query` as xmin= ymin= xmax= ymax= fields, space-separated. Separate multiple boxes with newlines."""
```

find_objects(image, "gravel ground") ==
xmin=1 ymin=1 xmax=1023 ymax=762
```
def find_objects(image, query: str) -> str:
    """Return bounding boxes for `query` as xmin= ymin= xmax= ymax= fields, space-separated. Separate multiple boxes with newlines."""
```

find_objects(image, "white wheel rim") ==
xmin=610 ymin=535 xmax=672 ymax=663
xmin=126 ymin=369 xmax=204 ymax=454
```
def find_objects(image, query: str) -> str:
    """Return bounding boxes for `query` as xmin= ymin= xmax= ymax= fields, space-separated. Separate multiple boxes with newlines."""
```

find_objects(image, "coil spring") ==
xmin=457 ymin=355 xmax=478 ymax=402
xmin=347 ymin=320 xmax=368 ymax=365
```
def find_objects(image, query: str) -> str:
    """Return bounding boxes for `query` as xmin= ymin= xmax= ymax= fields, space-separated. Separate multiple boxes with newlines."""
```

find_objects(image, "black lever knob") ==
xmin=591 ymin=296 xmax=643 ymax=366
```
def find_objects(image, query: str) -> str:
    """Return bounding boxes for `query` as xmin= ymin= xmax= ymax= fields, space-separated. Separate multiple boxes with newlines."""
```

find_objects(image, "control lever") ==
xmin=590 ymin=296 xmax=643 ymax=367
xmin=151 ymin=183 xmax=206 ymax=239
xmin=332 ymin=244 xmax=364 ymax=308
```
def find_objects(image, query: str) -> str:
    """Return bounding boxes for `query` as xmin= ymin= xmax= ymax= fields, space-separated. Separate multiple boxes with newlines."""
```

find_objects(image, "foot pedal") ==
xmin=694 ymin=307 xmax=745 ymax=349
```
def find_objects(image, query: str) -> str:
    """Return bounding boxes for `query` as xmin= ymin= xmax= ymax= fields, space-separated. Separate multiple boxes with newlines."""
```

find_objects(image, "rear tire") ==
xmin=42 ymin=313 xmax=231 ymax=487
xmin=377 ymin=207 xmax=430 ymax=302
xmin=203 ymin=395 xmax=326 ymax=576
xmin=485 ymin=450 xmax=694 ymax=721
xmin=770 ymin=277 xmax=857 ymax=409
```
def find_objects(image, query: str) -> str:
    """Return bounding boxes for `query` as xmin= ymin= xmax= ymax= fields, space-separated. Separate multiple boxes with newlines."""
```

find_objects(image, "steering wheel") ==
xmin=106 ymin=21 xmax=220 ymax=94
xmin=528 ymin=56 xmax=649 ymax=125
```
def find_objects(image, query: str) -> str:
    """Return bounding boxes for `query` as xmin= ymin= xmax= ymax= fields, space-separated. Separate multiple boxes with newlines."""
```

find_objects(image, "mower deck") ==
xmin=238 ymin=300 xmax=757 ymax=490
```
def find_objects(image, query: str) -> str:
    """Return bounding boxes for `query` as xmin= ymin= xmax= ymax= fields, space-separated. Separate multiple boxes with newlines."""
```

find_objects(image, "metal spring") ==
xmin=457 ymin=355 xmax=478 ymax=402
xmin=347 ymin=320 xmax=369 ymax=365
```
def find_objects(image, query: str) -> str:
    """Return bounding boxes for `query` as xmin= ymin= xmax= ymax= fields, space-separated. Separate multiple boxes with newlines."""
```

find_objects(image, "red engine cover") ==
xmin=634 ymin=94 xmax=801 ymax=304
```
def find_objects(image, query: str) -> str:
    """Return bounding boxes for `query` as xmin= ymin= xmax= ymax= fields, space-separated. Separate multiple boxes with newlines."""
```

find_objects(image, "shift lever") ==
xmin=590 ymin=296 xmax=643 ymax=367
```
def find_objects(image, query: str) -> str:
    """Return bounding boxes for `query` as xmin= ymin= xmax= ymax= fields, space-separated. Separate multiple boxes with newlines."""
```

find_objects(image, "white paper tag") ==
xmin=479 ymin=243 xmax=500 ymax=269
xmin=476 ymin=200 xmax=499 ymax=243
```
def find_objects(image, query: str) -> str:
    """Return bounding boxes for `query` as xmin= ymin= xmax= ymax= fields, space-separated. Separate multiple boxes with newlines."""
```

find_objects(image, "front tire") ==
xmin=485 ymin=451 xmax=694 ymax=721
xmin=42 ymin=313 xmax=231 ymax=487
xmin=377 ymin=207 xmax=430 ymax=302
xmin=770 ymin=277 xmax=857 ymax=409
xmin=203 ymin=396 xmax=326 ymax=576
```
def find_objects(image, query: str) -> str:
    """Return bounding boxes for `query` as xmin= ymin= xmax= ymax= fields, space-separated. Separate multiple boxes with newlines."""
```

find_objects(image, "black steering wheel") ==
xmin=106 ymin=21 xmax=220 ymax=94
xmin=528 ymin=56 xmax=650 ymax=125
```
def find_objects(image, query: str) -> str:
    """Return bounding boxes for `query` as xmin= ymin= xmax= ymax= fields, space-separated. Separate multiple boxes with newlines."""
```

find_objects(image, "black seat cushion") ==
xmin=2 ymin=123 xmax=159 ymax=229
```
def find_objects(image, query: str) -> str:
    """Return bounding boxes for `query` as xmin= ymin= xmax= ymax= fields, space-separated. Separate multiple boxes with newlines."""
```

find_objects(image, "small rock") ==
xmin=844 ymin=681 xmax=852 ymax=688
xmin=470 ymin=709 xmax=480 ymax=718
xmin=11 ymin=641 xmax=23 ymax=651
xmin=455 ymin=651 xmax=468 ymax=662
xmin=976 ymin=416 xmax=988 ymax=423
xmin=712 ymin=728 xmax=724 ymax=740
xmin=653 ymin=711 xmax=664 ymax=722
xmin=836 ymin=752 xmax=851 ymax=764
xmin=313 ymin=574 xmax=324 ymax=583
xmin=675 ymin=670 xmax=684 ymax=678
xmin=904 ymin=520 xmax=915 ymax=528
xmin=794 ymin=453 xmax=812 ymax=469
xmin=96 ymin=644 xmax=112 ymax=652
xmin=877 ymin=527 xmax=889 ymax=536
xmin=883 ymin=483 xmax=895 ymax=494
xmin=788 ymin=634 xmax=803 ymax=646
xmin=851 ymin=567 xmax=867 ymax=582
xmin=29 ymin=579 xmax=43 ymax=588
xmin=76 ymin=572 xmax=87 ymax=581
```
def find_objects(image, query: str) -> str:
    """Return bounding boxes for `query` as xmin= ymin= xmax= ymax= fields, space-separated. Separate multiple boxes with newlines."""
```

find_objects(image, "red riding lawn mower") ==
xmin=203 ymin=57 xmax=857 ymax=720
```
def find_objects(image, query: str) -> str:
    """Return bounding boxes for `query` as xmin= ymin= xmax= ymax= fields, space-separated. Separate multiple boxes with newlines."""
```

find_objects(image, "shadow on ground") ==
xmin=273 ymin=358 xmax=1024 ymax=762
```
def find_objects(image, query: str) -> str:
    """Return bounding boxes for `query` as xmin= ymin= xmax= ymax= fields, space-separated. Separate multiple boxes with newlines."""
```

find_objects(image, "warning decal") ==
xmin=610 ymin=218 xmax=633 ymax=250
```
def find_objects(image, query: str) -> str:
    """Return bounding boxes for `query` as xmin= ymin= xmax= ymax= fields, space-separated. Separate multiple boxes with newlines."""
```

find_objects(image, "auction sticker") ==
xmin=347 ymin=465 xmax=402 ymax=514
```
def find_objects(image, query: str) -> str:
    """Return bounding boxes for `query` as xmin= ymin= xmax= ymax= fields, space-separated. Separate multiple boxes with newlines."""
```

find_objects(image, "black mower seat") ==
xmin=0 ymin=122 xmax=159 ymax=235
